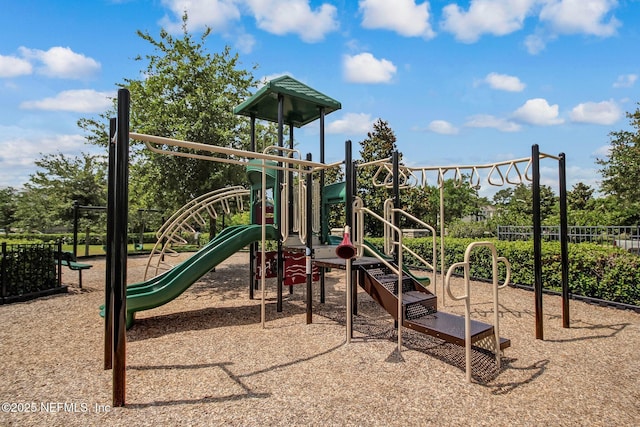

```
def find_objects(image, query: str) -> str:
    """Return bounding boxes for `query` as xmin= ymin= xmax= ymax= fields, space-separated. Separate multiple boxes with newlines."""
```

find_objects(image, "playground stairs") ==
xmin=358 ymin=265 xmax=511 ymax=351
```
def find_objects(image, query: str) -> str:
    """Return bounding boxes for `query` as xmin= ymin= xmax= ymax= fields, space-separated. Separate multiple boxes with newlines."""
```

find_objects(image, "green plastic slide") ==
xmin=103 ymin=224 xmax=277 ymax=328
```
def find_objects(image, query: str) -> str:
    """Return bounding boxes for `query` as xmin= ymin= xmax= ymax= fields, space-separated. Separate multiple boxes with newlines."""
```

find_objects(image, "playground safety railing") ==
xmin=260 ymin=145 xmax=304 ymax=242
xmin=444 ymin=241 xmax=511 ymax=382
xmin=353 ymin=197 xmax=405 ymax=353
xmin=382 ymin=199 xmax=437 ymax=293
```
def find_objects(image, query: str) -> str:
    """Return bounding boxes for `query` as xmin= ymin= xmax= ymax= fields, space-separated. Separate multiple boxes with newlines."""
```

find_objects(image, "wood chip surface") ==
xmin=0 ymin=252 xmax=638 ymax=426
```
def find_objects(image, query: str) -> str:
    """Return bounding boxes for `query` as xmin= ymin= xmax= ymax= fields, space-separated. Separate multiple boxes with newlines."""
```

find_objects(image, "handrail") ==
xmin=260 ymin=145 xmax=303 ymax=242
xmin=353 ymin=197 xmax=405 ymax=354
xmin=383 ymin=199 xmax=437 ymax=291
xmin=444 ymin=241 xmax=511 ymax=382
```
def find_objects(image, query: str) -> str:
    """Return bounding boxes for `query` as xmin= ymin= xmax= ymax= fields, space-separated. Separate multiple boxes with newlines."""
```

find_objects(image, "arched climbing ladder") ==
xmin=143 ymin=186 xmax=250 ymax=280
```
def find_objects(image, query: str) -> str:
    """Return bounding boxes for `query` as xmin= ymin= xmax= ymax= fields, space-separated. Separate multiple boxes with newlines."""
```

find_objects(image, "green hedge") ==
xmin=1 ymin=242 xmax=59 ymax=299
xmin=367 ymin=237 xmax=640 ymax=306
xmin=2 ymin=232 xmax=161 ymax=246
xmin=1 ymin=231 xmax=220 ymax=246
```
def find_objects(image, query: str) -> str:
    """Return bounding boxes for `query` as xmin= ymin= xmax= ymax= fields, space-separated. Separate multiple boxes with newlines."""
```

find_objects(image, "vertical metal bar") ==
xmin=559 ymin=153 xmax=570 ymax=328
xmin=397 ymin=230 xmax=403 ymax=354
xmin=345 ymin=141 xmax=352 ymax=233
xmin=138 ymin=210 xmax=144 ymax=250
xmin=57 ymin=240 xmax=62 ymax=289
xmin=112 ymin=89 xmax=129 ymax=406
xmin=72 ymin=200 xmax=79 ymax=258
xmin=287 ymin=124 xmax=293 ymax=301
xmin=344 ymin=141 xmax=354 ymax=328
xmin=160 ymin=216 xmax=166 ymax=263
xmin=532 ymin=144 xmax=544 ymax=340
xmin=392 ymin=151 xmax=400 ymax=264
xmin=346 ymin=250 xmax=352 ymax=343
xmin=276 ymin=94 xmax=284 ymax=313
xmin=351 ymin=158 xmax=359 ymax=316
xmin=85 ymin=226 xmax=90 ymax=258
xmin=104 ymin=117 xmax=116 ymax=370
xmin=1 ymin=242 xmax=6 ymax=303
xmin=288 ymin=125 xmax=294 ymax=234
xmin=439 ymin=184 xmax=445 ymax=306
xmin=261 ymin=162 xmax=267 ymax=328
xmin=306 ymin=153 xmax=313 ymax=325
xmin=319 ymin=107 xmax=326 ymax=303
xmin=249 ymin=114 xmax=257 ymax=299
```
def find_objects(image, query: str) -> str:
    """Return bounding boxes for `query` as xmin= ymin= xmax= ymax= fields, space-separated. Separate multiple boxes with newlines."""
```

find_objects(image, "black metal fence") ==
xmin=1 ymin=241 xmax=65 ymax=304
xmin=497 ymin=225 xmax=640 ymax=251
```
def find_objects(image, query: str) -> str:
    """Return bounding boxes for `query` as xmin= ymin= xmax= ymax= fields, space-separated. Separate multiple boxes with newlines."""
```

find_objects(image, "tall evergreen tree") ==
xmin=567 ymin=182 xmax=594 ymax=211
xmin=597 ymin=104 xmax=640 ymax=224
xmin=356 ymin=119 xmax=399 ymax=236
xmin=0 ymin=187 xmax=18 ymax=234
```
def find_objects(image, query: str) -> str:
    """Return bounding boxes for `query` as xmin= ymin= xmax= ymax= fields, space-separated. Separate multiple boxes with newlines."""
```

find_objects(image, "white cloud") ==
xmin=613 ymin=74 xmax=637 ymax=88
xmin=564 ymin=165 xmax=602 ymax=194
xmin=464 ymin=114 xmax=521 ymax=132
xmin=569 ymin=99 xmax=622 ymax=125
xmin=592 ymin=144 xmax=611 ymax=159
xmin=441 ymin=0 xmax=537 ymax=43
xmin=524 ymin=32 xmax=550 ymax=55
xmin=359 ymin=0 xmax=435 ymax=38
xmin=0 ymin=54 xmax=32 ymax=78
xmin=528 ymin=0 xmax=621 ymax=52
xmin=484 ymin=72 xmax=526 ymax=92
xmin=343 ymin=53 xmax=397 ymax=84
xmin=245 ymin=0 xmax=339 ymax=42
xmin=20 ymin=89 xmax=115 ymax=113
xmin=160 ymin=0 xmax=241 ymax=32
xmin=539 ymin=0 xmax=620 ymax=37
xmin=18 ymin=46 xmax=100 ymax=79
xmin=327 ymin=112 xmax=374 ymax=134
xmin=234 ymin=32 xmax=256 ymax=54
xmin=427 ymin=120 xmax=459 ymax=135
xmin=512 ymin=98 xmax=564 ymax=126
xmin=0 ymin=132 xmax=94 ymax=188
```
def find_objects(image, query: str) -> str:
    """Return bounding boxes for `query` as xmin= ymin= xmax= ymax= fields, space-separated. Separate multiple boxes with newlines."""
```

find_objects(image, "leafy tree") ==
xmin=490 ymin=183 xmax=556 ymax=226
xmin=400 ymin=185 xmax=434 ymax=227
xmin=15 ymin=153 xmax=107 ymax=232
xmin=567 ymin=195 xmax=622 ymax=226
xmin=356 ymin=119 xmax=399 ymax=236
xmin=597 ymin=104 xmax=640 ymax=224
xmin=567 ymin=182 xmax=594 ymax=211
xmin=435 ymin=179 xmax=481 ymax=223
xmin=79 ymin=14 xmax=257 ymax=218
xmin=492 ymin=188 xmax=514 ymax=209
xmin=0 ymin=187 xmax=18 ymax=234
xmin=323 ymin=162 xmax=346 ymax=234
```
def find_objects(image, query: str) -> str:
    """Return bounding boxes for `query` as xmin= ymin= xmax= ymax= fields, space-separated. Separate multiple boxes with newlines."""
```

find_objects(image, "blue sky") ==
xmin=1 ymin=0 xmax=639 ymax=198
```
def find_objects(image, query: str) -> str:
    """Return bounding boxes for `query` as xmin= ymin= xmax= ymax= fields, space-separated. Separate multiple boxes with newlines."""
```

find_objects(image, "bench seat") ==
xmin=55 ymin=252 xmax=92 ymax=288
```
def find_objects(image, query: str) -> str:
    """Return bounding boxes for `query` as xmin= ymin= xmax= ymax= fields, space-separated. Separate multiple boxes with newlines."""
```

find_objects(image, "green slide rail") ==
xmin=102 ymin=224 xmax=277 ymax=328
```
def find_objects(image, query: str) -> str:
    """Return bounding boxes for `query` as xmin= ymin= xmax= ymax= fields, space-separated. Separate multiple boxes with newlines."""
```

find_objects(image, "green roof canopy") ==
xmin=233 ymin=75 xmax=341 ymax=127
